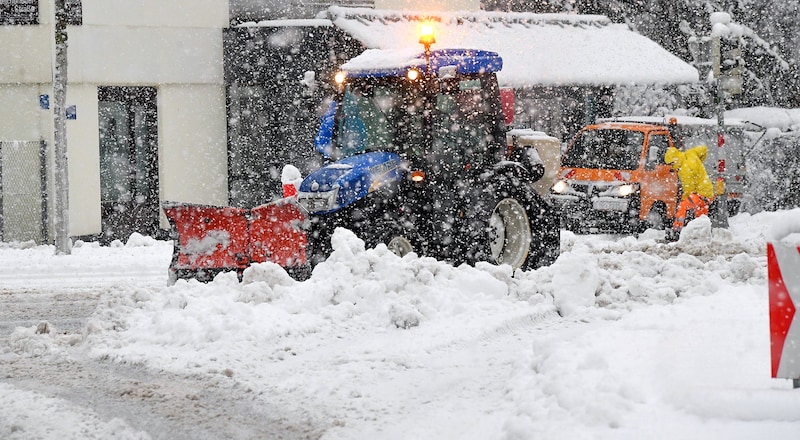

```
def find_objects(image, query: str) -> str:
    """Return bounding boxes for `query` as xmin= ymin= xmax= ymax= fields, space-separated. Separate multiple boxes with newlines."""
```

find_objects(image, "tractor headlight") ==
xmin=551 ymin=180 xmax=568 ymax=194
xmin=409 ymin=170 xmax=426 ymax=183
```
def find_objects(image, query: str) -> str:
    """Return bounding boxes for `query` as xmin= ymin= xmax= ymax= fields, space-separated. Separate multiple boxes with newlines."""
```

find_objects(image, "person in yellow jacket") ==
xmin=664 ymin=144 xmax=715 ymax=240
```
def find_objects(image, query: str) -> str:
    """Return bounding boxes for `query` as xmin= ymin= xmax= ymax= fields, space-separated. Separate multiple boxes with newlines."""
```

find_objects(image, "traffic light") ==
xmin=714 ymin=36 xmax=744 ymax=95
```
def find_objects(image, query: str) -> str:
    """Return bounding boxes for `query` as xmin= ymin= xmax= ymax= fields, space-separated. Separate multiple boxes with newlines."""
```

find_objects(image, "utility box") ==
xmin=506 ymin=129 xmax=561 ymax=197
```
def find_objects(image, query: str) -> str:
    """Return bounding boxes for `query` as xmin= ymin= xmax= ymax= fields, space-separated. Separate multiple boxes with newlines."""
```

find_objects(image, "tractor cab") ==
xmin=314 ymin=48 xmax=507 ymax=184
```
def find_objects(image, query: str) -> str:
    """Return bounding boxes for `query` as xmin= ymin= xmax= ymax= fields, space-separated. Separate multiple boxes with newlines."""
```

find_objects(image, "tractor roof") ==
xmin=340 ymin=48 xmax=503 ymax=78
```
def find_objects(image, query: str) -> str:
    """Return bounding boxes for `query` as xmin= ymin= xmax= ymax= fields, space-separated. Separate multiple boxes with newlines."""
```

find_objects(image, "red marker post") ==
xmin=767 ymin=236 xmax=800 ymax=388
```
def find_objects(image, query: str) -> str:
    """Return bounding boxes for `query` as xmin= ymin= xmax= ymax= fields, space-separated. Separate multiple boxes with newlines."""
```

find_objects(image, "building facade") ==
xmin=1 ymin=0 xmax=229 ymax=243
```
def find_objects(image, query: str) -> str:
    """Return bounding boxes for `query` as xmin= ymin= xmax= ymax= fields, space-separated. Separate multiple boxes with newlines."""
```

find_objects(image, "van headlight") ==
xmin=551 ymin=180 xmax=568 ymax=194
xmin=603 ymin=183 xmax=637 ymax=198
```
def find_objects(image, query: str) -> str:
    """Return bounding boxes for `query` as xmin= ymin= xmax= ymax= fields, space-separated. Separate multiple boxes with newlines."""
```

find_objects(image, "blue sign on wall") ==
xmin=66 ymin=105 xmax=76 ymax=120
xmin=39 ymin=94 xmax=49 ymax=110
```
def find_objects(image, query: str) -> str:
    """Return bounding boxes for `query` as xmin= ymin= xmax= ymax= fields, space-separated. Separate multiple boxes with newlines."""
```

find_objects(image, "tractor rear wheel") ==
xmin=487 ymin=198 xmax=532 ymax=269
xmin=462 ymin=176 xmax=559 ymax=271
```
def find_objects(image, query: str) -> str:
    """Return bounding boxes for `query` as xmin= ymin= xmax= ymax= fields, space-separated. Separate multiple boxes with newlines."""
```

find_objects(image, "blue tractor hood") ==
xmin=297 ymin=151 xmax=403 ymax=215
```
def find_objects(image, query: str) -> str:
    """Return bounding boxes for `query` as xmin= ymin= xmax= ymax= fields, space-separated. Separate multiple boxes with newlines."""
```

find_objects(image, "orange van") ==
xmin=549 ymin=121 xmax=679 ymax=233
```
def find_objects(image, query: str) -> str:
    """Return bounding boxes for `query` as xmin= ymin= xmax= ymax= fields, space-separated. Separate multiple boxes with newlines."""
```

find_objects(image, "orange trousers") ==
xmin=673 ymin=193 xmax=711 ymax=230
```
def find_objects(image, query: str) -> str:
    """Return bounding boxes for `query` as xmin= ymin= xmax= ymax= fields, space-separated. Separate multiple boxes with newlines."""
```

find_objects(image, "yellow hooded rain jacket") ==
xmin=664 ymin=145 xmax=714 ymax=200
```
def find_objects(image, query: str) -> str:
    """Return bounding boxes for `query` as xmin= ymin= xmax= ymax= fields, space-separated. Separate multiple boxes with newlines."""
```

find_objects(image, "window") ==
xmin=334 ymin=80 xmax=424 ymax=160
xmin=563 ymin=129 xmax=644 ymax=171
xmin=0 ymin=0 xmax=82 ymax=26
xmin=646 ymin=134 xmax=670 ymax=170
xmin=63 ymin=0 xmax=82 ymax=25
xmin=0 ymin=0 xmax=38 ymax=24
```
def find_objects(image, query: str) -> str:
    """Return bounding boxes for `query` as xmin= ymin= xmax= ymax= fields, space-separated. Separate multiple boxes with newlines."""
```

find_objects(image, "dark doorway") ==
xmin=223 ymin=24 xmax=363 ymax=207
xmin=97 ymin=86 xmax=159 ymax=243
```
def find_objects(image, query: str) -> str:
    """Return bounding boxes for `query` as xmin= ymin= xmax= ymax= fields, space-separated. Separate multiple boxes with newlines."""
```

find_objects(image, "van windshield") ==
xmin=563 ymin=129 xmax=644 ymax=170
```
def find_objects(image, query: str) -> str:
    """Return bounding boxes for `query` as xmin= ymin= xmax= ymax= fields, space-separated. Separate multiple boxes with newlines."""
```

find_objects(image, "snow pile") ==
xmin=85 ymin=227 xmax=557 ymax=370
xmin=2 ymin=210 xmax=800 ymax=438
xmin=3 ymin=324 xmax=81 ymax=358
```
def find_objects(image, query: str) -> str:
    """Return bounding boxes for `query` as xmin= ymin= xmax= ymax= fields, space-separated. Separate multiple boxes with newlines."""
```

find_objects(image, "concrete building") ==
xmin=1 ymin=0 xmax=229 ymax=243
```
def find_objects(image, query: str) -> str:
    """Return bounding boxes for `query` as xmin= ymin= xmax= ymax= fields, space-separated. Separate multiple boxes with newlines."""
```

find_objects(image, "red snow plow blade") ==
xmin=162 ymin=199 xmax=308 ymax=283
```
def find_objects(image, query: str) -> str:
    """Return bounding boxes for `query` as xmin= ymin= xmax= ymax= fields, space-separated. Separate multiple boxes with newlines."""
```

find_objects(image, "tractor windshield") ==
xmin=334 ymin=80 xmax=425 ymax=159
xmin=332 ymin=73 xmax=502 ymax=171
xmin=427 ymin=77 xmax=497 ymax=174
xmin=563 ymin=128 xmax=644 ymax=170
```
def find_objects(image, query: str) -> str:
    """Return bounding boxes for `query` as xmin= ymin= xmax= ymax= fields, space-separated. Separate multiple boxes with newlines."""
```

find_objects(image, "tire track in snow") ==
xmin=0 ymin=288 xmax=104 ymax=335
xmin=0 ymin=348 xmax=327 ymax=439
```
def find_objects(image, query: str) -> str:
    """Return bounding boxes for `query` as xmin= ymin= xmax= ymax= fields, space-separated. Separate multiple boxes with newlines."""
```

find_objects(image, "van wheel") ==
xmin=643 ymin=204 xmax=668 ymax=231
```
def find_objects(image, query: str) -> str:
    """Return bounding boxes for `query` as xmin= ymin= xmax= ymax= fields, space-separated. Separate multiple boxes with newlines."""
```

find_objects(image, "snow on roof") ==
xmin=324 ymin=6 xmax=699 ymax=88
xmin=599 ymin=114 xmax=760 ymax=130
xmin=236 ymin=18 xmax=333 ymax=28
xmin=340 ymin=48 xmax=425 ymax=73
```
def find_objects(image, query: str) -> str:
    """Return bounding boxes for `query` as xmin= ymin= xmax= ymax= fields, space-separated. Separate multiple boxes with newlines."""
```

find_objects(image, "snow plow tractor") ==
xmin=297 ymin=44 xmax=560 ymax=271
xmin=163 ymin=32 xmax=560 ymax=283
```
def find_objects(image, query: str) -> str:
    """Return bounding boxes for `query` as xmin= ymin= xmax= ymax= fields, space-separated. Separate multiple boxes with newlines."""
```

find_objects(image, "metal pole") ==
xmin=0 ymin=142 xmax=4 ymax=242
xmin=53 ymin=0 xmax=71 ymax=254
xmin=713 ymin=35 xmax=729 ymax=228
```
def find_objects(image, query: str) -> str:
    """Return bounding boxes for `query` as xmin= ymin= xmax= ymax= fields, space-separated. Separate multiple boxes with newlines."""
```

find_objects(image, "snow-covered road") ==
xmin=1 ymin=211 xmax=800 ymax=439
xmin=0 ymin=240 xmax=323 ymax=439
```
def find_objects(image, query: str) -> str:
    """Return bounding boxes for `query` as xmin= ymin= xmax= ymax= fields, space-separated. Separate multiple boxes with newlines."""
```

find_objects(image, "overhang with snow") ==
xmin=323 ymin=6 xmax=699 ymax=88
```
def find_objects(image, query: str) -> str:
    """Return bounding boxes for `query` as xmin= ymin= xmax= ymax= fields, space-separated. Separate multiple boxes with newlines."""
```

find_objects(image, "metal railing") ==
xmin=0 ymin=140 xmax=48 ymax=244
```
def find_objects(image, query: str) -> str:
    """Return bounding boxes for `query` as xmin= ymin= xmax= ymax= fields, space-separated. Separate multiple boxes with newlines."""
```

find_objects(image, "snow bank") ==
xmin=2 ymin=210 xmax=799 ymax=439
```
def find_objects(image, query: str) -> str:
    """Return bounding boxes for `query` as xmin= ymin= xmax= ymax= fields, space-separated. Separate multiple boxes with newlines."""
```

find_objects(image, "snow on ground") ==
xmin=0 ymin=382 xmax=148 ymax=440
xmin=2 ymin=210 xmax=800 ymax=439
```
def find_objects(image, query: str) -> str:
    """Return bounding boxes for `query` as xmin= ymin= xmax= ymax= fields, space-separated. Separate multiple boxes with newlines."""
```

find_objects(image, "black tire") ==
xmin=285 ymin=264 xmax=312 ymax=281
xmin=727 ymin=199 xmax=741 ymax=216
xmin=361 ymin=219 xmax=425 ymax=258
xmin=461 ymin=175 xmax=559 ymax=271
xmin=304 ymin=216 xmax=334 ymax=268
xmin=306 ymin=209 xmax=424 ymax=267
xmin=641 ymin=203 xmax=668 ymax=232
xmin=531 ymin=199 xmax=561 ymax=268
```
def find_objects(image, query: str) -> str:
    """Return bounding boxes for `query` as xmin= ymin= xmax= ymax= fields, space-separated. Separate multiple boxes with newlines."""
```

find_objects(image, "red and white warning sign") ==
xmin=767 ymin=241 xmax=800 ymax=380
